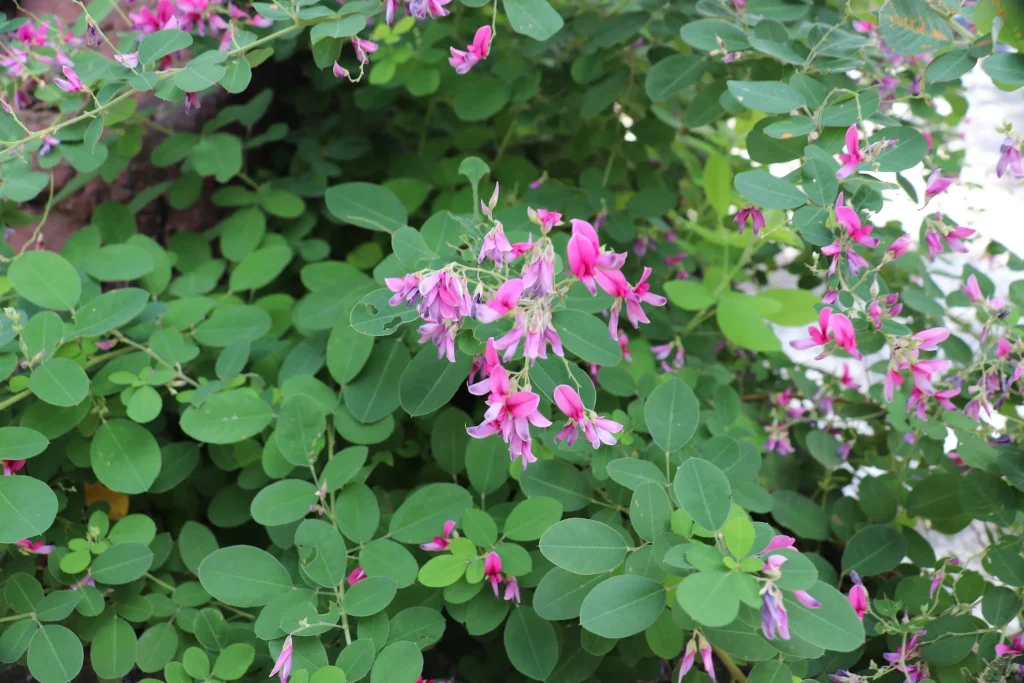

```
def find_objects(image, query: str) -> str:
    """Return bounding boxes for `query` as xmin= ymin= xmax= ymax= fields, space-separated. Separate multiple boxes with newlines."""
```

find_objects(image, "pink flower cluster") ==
xmin=884 ymin=327 xmax=951 ymax=404
xmin=386 ymin=268 xmax=473 ymax=362
xmin=790 ymin=307 xmax=860 ymax=360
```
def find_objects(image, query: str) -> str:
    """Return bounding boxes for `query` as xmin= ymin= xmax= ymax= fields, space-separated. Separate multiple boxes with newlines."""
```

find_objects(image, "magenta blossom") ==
xmin=997 ymin=137 xmax=1024 ymax=178
xmin=385 ymin=0 xmax=398 ymax=24
xmin=943 ymin=226 xmax=975 ymax=253
xmin=552 ymin=385 xmax=623 ymax=449
xmin=761 ymin=589 xmax=789 ymax=640
xmin=479 ymin=224 xmax=513 ymax=264
xmin=790 ymin=308 xmax=861 ymax=359
xmin=353 ymin=37 xmax=379 ymax=64
xmin=503 ymin=577 xmax=520 ymax=604
xmin=566 ymin=218 xmax=626 ymax=296
xmin=840 ymin=363 xmax=860 ymax=390
xmin=3 ymin=459 xmax=25 ymax=476
xmin=996 ymin=633 xmax=1024 ymax=658
xmin=449 ymin=25 xmax=492 ymax=74
xmin=129 ymin=0 xmax=178 ymax=33
xmin=527 ymin=207 xmax=562 ymax=233
xmin=835 ymin=193 xmax=878 ymax=247
xmin=53 ymin=65 xmax=85 ymax=92
xmin=15 ymin=539 xmax=55 ymax=555
xmin=333 ymin=62 xmax=349 ymax=79
xmin=605 ymin=267 xmax=667 ymax=339
xmin=997 ymin=338 xmax=1013 ymax=357
xmin=677 ymin=639 xmax=696 ymax=683
xmin=520 ymin=243 xmax=556 ymax=297
xmin=16 ymin=21 xmax=50 ymax=46
xmin=484 ymin=551 xmax=503 ymax=596
xmin=733 ymin=206 xmax=765 ymax=235
xmin=347 ymin=567 xmax=367 ymax=585
xmin=420 ymin=520 xmax=457 ymax=552
xmin=476 ymin=278 xmax=523 ymax=323
xmin=115 ymin=52 xmax=140 ymax=69
xmin=184 ymin=92 xmax=200 ymax=114
xmin=759 ymin=535 xmax=796 ymax=556
xmin=698 ymin=634 xmax=715 ymax=682
xmin=270 ymin=635 xmax=294 ymax=683
xmin=886 ymin=234 xmax=912 ymax=260
xmin=962 ymin=274 xmax=983 ymax=302
xmin=836 ymin=125 xmax=866 ymax=179
xmin=929 ymin=568 xmax=944 ymax=598
xmin=410 ymin=0 xmax=451 ymax=20
xmin=852 ymin=19 xmax=875 ymax=32
xmin=467 ymin=363 xmax=551 ymax=470
xmin=793 ymin=590 xmax=821 ymax=608
xmin=847 ymin=571 xmax=868 ymax=619
xmin=924 ymin=169 xmax=953 ymax=198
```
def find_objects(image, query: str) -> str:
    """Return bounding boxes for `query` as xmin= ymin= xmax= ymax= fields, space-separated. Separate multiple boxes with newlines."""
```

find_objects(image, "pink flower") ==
xmin=698 ymin=634 xmax=716 ymax=682
xmin=913 ymin=327 xmax=949 ymax=349
xmin=618 ymin=267 xmax=667 ymax=333
xmin=946 ymin=451 xmax=966 ymax=468
xmin=761 ymin=588 xmax=789 ymax=640
xmin=467 ymin=339 xmax=503 ymax=396
xmin=386 ymin=273 xmax=421 ymax=307
xmin=333 ymin=62 xmax=349 ymax=79
xmin=184 ymin=92 xmax=200 ymax=114
xmin=852 ymin=19 xmax=875 ymax=33
xmin=566 ymin=219 xmax=626 ymax=296
xmin=790 ymin=308 xmax=860 ymax=359
xmin=527 ymin=207 xmax=562 ymax=233
xmin=924 ymin=169 xmax=953 ymax=198
xmin=476 ymin=279 xmax=523 ymax=323
xmin=997 ymin=338 xmax=1012 ymax=357
xmin=521 ymin=243 xmax=555 ymax=297
xmin=835 ymin=193 xmax=877 ymax=247
xmin=129 ymin=0 xmax=178 ymax=33
xmin=53 ymin=65 xmax=84 ymax=92
xmin=822 ymin=290 xmax=838 ymax=304
xmin=836 ymin=126 xmax=865 ymax=179
xmin=759 ymin=535 xmax=796 ymax=555
xmin=270 ymin=635 xmax=294 ymax=683
xmin=115 ymin=52 xmax=140 ymax=68
xmin=420 ymin=520 xmax=457 ymax=552
xmin=353 ymin=37 xmax=378 ymax=64
xmin=995 ymin=633 xmax=1024 ymax=658
xmin=410 ymin=0 xmax=451 ymax=20
xmin=503 ymin=577 xmax=520 ymax=604
xmin=887 ymin=234 xmax=911 ymax=260
xmin=15 ymin=539 xmax=54 ymax=555
xmin=552 ymin=385 xmax=623 ymax=449
xmin=418 ymin=320 xmax=458 ymax=362
xmin=347 ymin=567 xmax=367 ymax=585
xmin=943 ymin=226 xmax=975 ymax=253
xmin=925 ymin=229 xmax=944 ymax=260
xmin=929 ymin=569 xmax=944 ymax=599
xmin=734 ymin=206 xmax=765 ymax=235
xmin=677 ymin=639 xmax=697 ymax=683
xmin=16 ymin=21 xmax=50 ymax=47
xmin=418 ymin=270 xmax=473 ymax=324
xmin=478 ymin=224 xmax=513 ymax=264
xmin=70 ymin=576 xmax=96 ymax=591
xmin=449 ymin=25 xmax=492 ymax=74
xmin=2 ymin=459 xmax=25 ymax=476
xmin=997 ymin=137 xmax=1024 ymax=178
xmin=793 ymin=590 xmax=821 ymax=608
xmin=385 ymin=0 xmax=398 ymax=24
xmin=962 ymin=274 xmax=983 ymax=302
xmin=467 ymin=369 xmax=551 ymax=470
xmin=484 ymin=551 xmax=503 ymax=596
xmin=843 ymin=573 xmax=868 ymax=622
xmin=840 ymin=364 xmax=860 ymax=390
xmin=868 ymin=300 xmax=882 ymax=330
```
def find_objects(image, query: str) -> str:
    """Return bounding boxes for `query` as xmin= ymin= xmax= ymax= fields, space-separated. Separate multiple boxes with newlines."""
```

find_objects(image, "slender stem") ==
xmin=215 ymin=602 xmax=255 ymax=620
xmin=712 ymin=645 xmax=747 ymax=683
xmin=144 ymin=572 xmax=175 ymax=592
xmin=0 ymin=612 xmax=33 ymax=624
xmin=336 ymin=582 xmax=353 ymax=645
xmin=111 ymin=330 xmax=200 ymax=387
xmin=0 ymin=390 xmax=30 ymax=412
xmin=18 ymin=174 xmax=55 ymax=256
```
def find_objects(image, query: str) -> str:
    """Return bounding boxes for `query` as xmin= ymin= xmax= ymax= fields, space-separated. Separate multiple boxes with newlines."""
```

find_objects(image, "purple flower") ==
xmin=836 ymin=126 xmax=866 ymax=179
xmin=924 ymin=169 xmax=953 ymax=198
xmin=761 ymin=589 xmax=790 ymax=640
xmin=997 ymin=137 xmax=1024 ymax=178
xmin=270 ymin=636 xmax=294 ymax=683
xmin=484 ymin=551 xmax=503 ymax=596
xmin=677 ymin=639 xmax=696 ymax=683
xmin=733 ymin=206 xmax=765 ymax=235
xmin=503 ymin=577 xmax=520 ymax=604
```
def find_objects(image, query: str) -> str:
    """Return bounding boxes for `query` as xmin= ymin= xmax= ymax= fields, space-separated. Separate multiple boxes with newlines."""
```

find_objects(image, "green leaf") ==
xmin=136 ymin=624 xmax=178 ymax=673
xmin=399 ymin=347 xmax=473 ymax=415
xmin=539 ymin=519 xmax=628 ymax=575
xmin=716 ymin=294 xmax=781 ymax=352
xmin=0 ymin=427 xmax=49 ymax=461
xmin=533 ymin=569 xmax=604 ymax=621
xmin=337 ymin=641 xmax=375 ymax=682
xmin=181 ymin=390 xmax=272 ymax=444
xmin=391 ymin=226 xmax=439 ymax=271
xmin=336 ymin=484 xmax=380 ymax=543
xmin=982 ymin=52 xmax=1024 ymax=85
xmin=771 ymin=490 xmax=829 ymax=540
xmin=606 ymin=458 xmax=666 ymax=490
xmin=344 ymin=577 xmax=397 ymax=617
xmin=673 ymin=459 xmax=732 ymax=531
xmin=504 ymin=606 xmax=559 ymax=680
xmin=678 ymin=571 xmax=740 ymax=627
xmin=9 ymin=251 xmax=81 ymax=310
xmin=521 ymin=460 xmax=590 ymax=511
xmin=28 ymin=626 xmax=83 ymax=683
xmin=220 ymin=58 xmax=252 ymax=94
xmin=349 ymin=287 xmax=420 ymax=336
xmin=213 ymin=643 xmax=255 ymax=681
xmin=296 ymin=519 xmax=348 ymax=589
xmin=190 ymin=134 xmax=242 ymax=182
xmin=73 ymin=288 xmax=150 ymax=337
xmin=503 ymin=0 xmax=563 ymax=41
xmin=878 ymin=0 xmax=953 ymax=56
xmin=552 ymin=310 xmax=623 ymax=366
xmin=645 ymin=54 xmax=703 ymax=101
xmin=663 ymin=280 xmax=716 ymax=312
xmin=734 ymin=170 xmax=807 ymax=210
xmin=320 ymin=446 xmax=369 ymax=492
xmin=344 ymin=339 xmax=410 ymax=423
xmin=0 ymin=621 xmax=39 ymax=664
xmin=178 ymin=521 xmax=219 ymax=575
xmin=174 ymin=56 xmax=227 ymax=92
xmin=199 ymin=546 xmax=292 ymax=607
xmin=644 ymin=378 xmax=700 ymax=452
xmin=466 ymin=435 xmax=509 ymax=494
xmin=579 ymin=575 xmax=667 ymax=637
xmin=90 ymin=419 xmax=161 ymax=494
xmin=326 ymin=182 xmax=407 ymax=233
xmin=390 ymin=483 xmax=472 ymax=543
xmin=310 ymin=14 xmax=366 ymax=41
xmin=681 ymin=19 xmax=748 ymax=52
xmin=360 ymin=539 xmax=418 ymax=589
xmin=747 ymin=661 xmax=792 ymax=683
xmin=230 ymin=245 xmax=294 ymax=291
xmin=194 ymin=305 xmax=272 ymax=347
xmin=705 ymin=151 xmax=732 ymax=217
xmin=787 ymin=581 xmax=865 ymax=652
xmin=34 ymin=592 xmax=82 ymax=622
xmin=631 ymin=482 xmax=672 ymax=542
xmin=842 ymin=525 xmax=907 ymax=576
xmin=370 ymin=641 xmax=421 ymax=683
xmin=504 ymin=497 xmax=563 ymax=542
xmin=28 ymin=358 xmax=89 ymax=407
xmin=0 ymin=476 xmax=58 ymax=543
xmin=327 ymin=319 xmax=374 ymax=385
xmin=251 ymin=479 xmax=319 ymax=526
xmin=138 ymin=29 xmax=193 ymax=63
xmin=91 ymin=544 xmax=154 ymax=585
xmin=91 ymin=618 xmax=137 ymax=679
xmin=387 ymin=607 xmax=445 ymax=649
xmin=418 ymin=555 xmax=468 ymax=588
xmin=727 ymin=81 xmax=805 ymax=114
xmin=2 ymin=172 xmax=50 ymax=202
xmin=276 ymin=395 xmax=326 ymax=466
xmin=757 ymin=289 xmax=819 ymax=326
xmin=926 ymin=49 xmax=976 ymax=82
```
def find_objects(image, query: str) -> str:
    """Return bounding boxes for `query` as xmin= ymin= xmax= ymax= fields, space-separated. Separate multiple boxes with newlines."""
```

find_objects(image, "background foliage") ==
xmin=1 ymin=0 xmax=1024 ymax=682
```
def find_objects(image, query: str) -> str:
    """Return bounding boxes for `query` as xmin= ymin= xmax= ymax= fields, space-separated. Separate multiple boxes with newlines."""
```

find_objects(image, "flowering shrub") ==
xmin=2 ymin=0 xmax=1024 ymax=682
